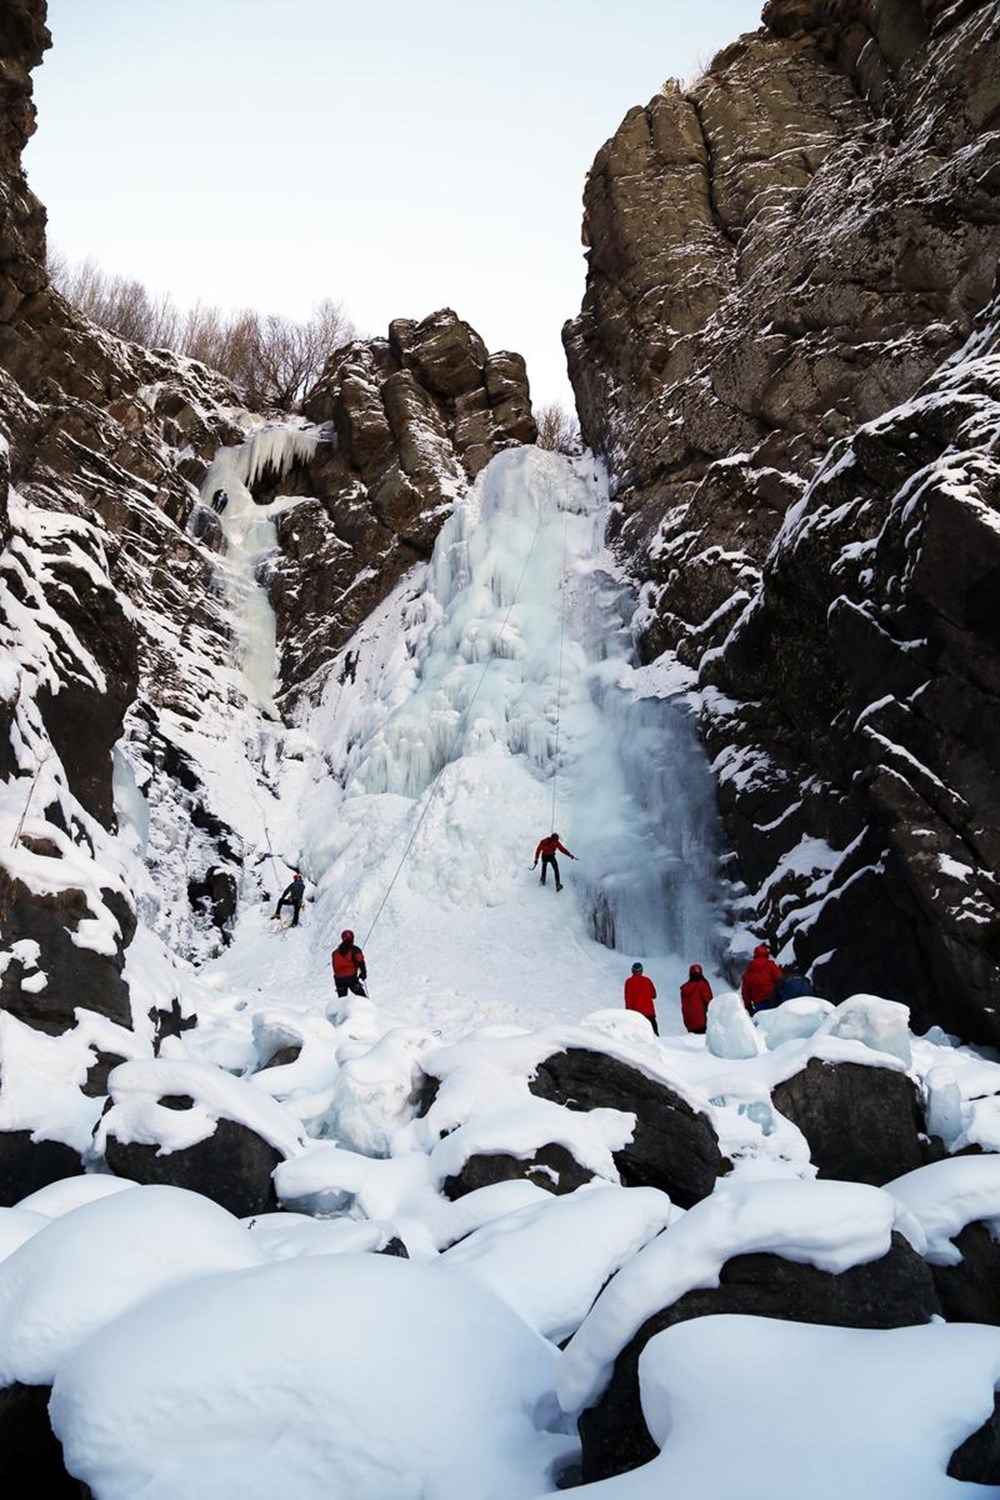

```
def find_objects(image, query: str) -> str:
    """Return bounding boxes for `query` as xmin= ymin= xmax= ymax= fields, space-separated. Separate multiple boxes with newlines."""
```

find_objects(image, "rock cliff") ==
xmin=566 ymin=0 xmax=1000 ymax=1040
xmin=0 ymin=2 xmax=534 ymax=1038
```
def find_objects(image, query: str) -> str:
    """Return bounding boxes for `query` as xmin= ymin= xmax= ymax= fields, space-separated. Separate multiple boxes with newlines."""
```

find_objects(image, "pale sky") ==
xmin=27 ymin=0 xmax=764 ymax=408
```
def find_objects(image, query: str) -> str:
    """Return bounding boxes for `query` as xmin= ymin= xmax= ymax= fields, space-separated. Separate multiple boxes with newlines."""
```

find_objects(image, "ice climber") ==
xmin=332 ymin=930 xmax=368 ymax=999
xmin=211 ymin=488 xmax=229 ymax=514
xmin=532 ymin=832 xmax=577 ymax=892
xmin=273 ymin=872 xmax=305 ymax=927
xmin=680 ymin=962 xmax=713 ymax=1034
xmin=741 ymin=943 xmax=783 ymax=1013
xmin=624 ymin=962 xmax=658 ymax=1036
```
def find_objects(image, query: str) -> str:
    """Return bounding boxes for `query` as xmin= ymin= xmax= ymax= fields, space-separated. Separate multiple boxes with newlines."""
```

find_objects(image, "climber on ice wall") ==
xmin=532 ymin=832 xmax=577 ymax=892
xmin=273 ymin=872 xmax=305 ymax=927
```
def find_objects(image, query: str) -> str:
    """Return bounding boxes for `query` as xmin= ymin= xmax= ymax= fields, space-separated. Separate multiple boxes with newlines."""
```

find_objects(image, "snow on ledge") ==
xmin=96 ymin=1058 xmax=305 ymax=1159
xmin=885 ymin=1156 xmax=1000 ymax=1265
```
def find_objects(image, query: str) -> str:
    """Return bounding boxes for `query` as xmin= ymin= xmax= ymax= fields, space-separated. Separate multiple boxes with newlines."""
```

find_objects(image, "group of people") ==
xmin=623 ymin=944 xmax=811 ymax=1036
xmin=278 ymin=850 xmax=808 ymax=1033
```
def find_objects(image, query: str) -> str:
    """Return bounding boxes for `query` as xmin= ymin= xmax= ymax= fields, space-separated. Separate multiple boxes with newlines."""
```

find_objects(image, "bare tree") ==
xmin=47 ymin=251 xmax=354 ymax=411
xmin=534 ymin=401 xmax=581 ymax=455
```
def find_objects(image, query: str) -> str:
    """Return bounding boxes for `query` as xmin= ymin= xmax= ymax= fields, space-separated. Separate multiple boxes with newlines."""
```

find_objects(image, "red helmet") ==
xmin=690 ymin=963 xmax=703 ymax=976
xmin=341 ymin=929 xmax=354 ymax=942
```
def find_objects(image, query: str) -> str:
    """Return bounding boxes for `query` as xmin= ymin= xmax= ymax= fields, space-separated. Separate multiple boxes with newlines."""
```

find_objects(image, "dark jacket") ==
xmin=280 ymin=877 xmax=305 ymax=904
xmin=774 ymin=973 xmax=812 ymax=1002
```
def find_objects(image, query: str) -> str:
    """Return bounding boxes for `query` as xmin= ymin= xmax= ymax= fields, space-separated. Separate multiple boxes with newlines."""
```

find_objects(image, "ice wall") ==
xmin=302 ymin=446 xmax=724 ymax=969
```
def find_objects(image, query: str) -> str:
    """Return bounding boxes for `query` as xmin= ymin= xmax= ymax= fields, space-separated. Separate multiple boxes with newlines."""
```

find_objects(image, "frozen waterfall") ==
xmin=300 ymin=446 xmax=725 ymax=996
xmin=200 ymin=424 xmax=320 ymax=716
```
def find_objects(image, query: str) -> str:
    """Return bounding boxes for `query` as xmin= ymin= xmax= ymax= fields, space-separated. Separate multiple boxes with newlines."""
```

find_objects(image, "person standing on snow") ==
xmin=680 ymin=963 xmax=713 ymax=1033
xmin=332 ymin=929 xmax=367 ymax=999
xmin=532 ymin=832 xmax=577 ymax=892
xmin=624 ymin=962 xmax=658 ymax=1036
xmin=274 ymin=871 xmax=305 ymax=927
xmin=741 ymin=943 xmax=783 ymax=1014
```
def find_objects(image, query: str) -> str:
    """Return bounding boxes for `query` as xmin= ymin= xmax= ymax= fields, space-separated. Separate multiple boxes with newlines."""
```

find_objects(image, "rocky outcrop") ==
xmin=528 ymin=1048 xmax=724 ymax=1207
xmin=566 ymin=0 xmax=1000 ymax=1039
xmin=442 ymin=1142 xmax=593 ymax=1201
xmin=267 ymin=310 xmax=536 ymax=693
xmin=102 ymin=1116 xmax=282 ymax=1219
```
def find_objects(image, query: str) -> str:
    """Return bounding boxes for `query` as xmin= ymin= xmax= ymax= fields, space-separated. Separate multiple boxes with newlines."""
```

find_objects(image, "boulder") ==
xmin=771 ymin=1058 xmax=926 ymax=1185
xmin=0 ymin=1382 xmax=77 ymax=1496
xmin=529 ymin=1048 xmax=724 ymax=1207
xmin=103 ymin=1116 xmax=281 ymax=1219
xmin=931 ymin=1220 xmax=1000 ymax=1327
xmin=442 ymin=1143 xmax=592 ymax=1201
xmin=0 ymin=1131 xmax=82 ymax=1208
xmin=579 ymin=1233 xmax=940 ymax=1481
xmin=949 ymin=1391 xmax=1000 ymax=1484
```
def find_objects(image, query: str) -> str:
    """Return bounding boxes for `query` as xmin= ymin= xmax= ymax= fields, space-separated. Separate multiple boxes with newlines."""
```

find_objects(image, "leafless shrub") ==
xmin=534 ymin=401 xmax=581 ymax=455
xmin=48 ymin=252 xmax=354 ymax=410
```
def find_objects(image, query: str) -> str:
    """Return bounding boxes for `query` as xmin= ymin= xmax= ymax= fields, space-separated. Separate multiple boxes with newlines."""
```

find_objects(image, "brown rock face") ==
xmin=0 ymin=0 xmax=49 ymax=327
xmin=270 ymin=308 xmax=535 ymax=693
xmin=566 ymin=0 xmax=1000 ymax=1039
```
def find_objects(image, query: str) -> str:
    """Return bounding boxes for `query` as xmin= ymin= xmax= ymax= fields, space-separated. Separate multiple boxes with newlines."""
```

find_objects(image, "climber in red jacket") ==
xmin=624 ymin=962 xmax=658 ymax=1036
xmin=680 ymin=963 xmax=713 ymax=1033
xmin=741 ymin=943 xmax=782 ymax=1014
xmin=331 ymin=929 xmax=368 ymax=999
xmin=532 ymin=832 xmax=577 ymax=893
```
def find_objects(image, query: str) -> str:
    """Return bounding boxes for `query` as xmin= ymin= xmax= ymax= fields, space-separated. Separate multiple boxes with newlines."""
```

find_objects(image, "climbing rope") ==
xmin=360 ymin=508 xmax=549 ymax=950
xmin=549 ymin=506 xmax=570 ymax=831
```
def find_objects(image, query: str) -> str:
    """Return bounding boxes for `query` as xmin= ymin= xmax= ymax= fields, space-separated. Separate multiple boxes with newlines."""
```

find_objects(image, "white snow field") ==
xmin=4 ymin=439 xmax=1000 ymax=1495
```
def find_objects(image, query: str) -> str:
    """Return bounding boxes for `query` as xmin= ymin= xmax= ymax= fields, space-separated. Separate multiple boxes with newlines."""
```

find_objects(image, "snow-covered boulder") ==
xmin=50 ymin=1254 xmax=574 ymax=1500
xmin=887 ymin=1157 xmax=1000 ymax=1327
xmin=0 ymin=1185 xmax=265 ymax=1388
xmin=528 ymin=1047 xmax=724 ymax=1208
xmin=771 ymin=1057 xmax=926 ymax=1186
xmin=441 ymin=1183 xmax=677 ymax=1343
xmin=620 ymin=1315 xmax=1000 ymax=1496
xmin=558 ymin=1179 xmax=938 ymax=1482
xmin=95 ymin=1059 xmax=304 ymax=1218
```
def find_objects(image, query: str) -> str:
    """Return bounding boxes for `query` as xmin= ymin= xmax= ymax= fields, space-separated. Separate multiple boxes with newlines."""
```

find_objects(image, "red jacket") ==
xmin=741 ymin=947 xmax=782 ymax=1010
xmin=680 ymin=975 xmax=713 ymax=1033
xmin=331 ymin=942 xmax=365 ymax=979
xmin=624 ymin=973 xmax=657 ymax=1018
xmin=535 ymin=835 xmax=573 ymax=860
